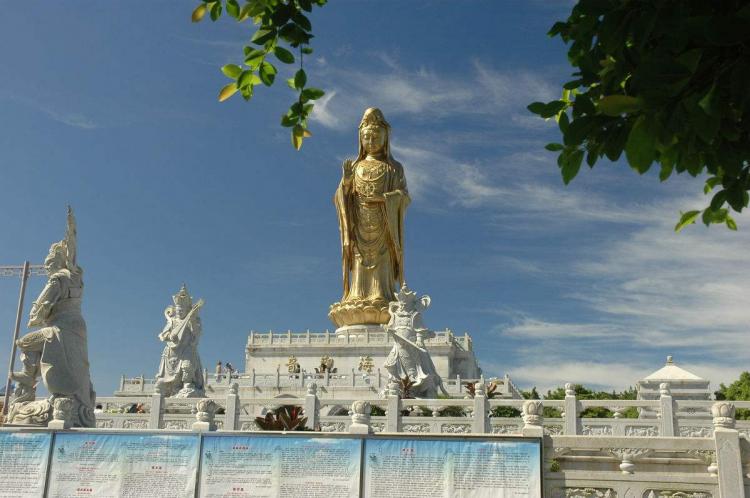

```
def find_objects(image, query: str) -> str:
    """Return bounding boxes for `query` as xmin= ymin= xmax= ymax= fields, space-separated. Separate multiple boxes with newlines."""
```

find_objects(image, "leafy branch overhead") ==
xmin=193 ymin=0 xmax=327 ymax=150
xmin=529 ymin=0 xmax=750 ymax=231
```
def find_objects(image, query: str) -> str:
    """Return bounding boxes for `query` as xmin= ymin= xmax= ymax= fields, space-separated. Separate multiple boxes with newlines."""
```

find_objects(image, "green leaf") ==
xmin=209 ymin=1 xmax=222 ymax=21
xmin=597 ymin=95 xmax=642 ymax=116
xmin=301 ymin=47 xmax=313 ymax=55
xmin=294 ymin=69 xmax=307 ymax=89
xmin=299 ymin=0 xmax=313 ymax=12
xmin=659 ymin=162 xmax=673 ymax=182
xmin=292 ymin=125 xmax=304 ymax=150
xmin=293 ymin=13 xmax=312 ymax=31
xmin=527 ymin=102 xmax=547 ymax=116
xmin=698 ymin=82 xmax=718 ymax=116
xmin=301 ymin=87 xmax=324 ymax=100
xmin=274 ymin=46 xmax=295 ymax=64
xmin=221 ymin=64 xmax=242 ymax=79
xmin=244 ymin=49 xmax=265 ymax=68
xmin=561 ymin=149 xmax=584 ymax=185
xmin=674 ymin=210 xmax=700 ymax=232
xmin=191 ymin=4 xmax=207 ymax=22
xmin=226 ymin=0 xmax=240 ymax=18
xmin=218 ymin=82 xmax=238 ymax=102
xmin=238 ymin=70 xmax=259 ymax=88
xmin=259 ymin=61 xmax=277 ymax=86
xmin=540 ymin=101 xmax=566 ymax=119
xmin=625 ymin=116 xmax=656 ymax=174
xmin=251 ymin=28 xmax=276 ymax=45
xmin=545 ymin=143 xmax=564 ymax=152
xmin=726 ymin=216 xmax=738 ymax=230
xmin=281 ymin=113 xmax=297 ymax=127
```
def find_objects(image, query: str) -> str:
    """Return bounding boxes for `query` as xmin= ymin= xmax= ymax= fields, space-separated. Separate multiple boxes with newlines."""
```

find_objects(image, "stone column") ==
xmin=658 ymin=383 xmax=675 ymax=437
xmin=149 ymin=382 xmax=165 ymax=430
xmin=224 ymin=383 xmax=240 ymax=431
xmin=193 ymin=399 xmax=217 ymax=432
xmin=521 ymin=400 xmax=544 ymax=438
xmin=472 ymin=379 xmax=489 ymax=434
xmin=349 ymin=400 xmax=372 ymax=434
xmin=563 ymin=383 xmax=578 ymax=435
xmin=712 ymin=401 xmax=746 ymax=497
xmin=304 ymin=382 xmax=319 ymax=431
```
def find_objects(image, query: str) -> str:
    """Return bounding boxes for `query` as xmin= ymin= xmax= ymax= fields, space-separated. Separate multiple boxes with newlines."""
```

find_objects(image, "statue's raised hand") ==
xmin=342 ymin=159 xmax=354 ymax=180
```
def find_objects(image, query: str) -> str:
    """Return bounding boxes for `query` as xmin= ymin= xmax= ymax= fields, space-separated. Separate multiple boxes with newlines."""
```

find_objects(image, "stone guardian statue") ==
xmin=383 ymin=284 xmax=447 ymax=398
xmin=8 ymin=207 xmax=96 ymax=427
xmin=155 ymin=285 xmax=205 ymax=398
xmin=329 ymin=108 xmax=410 ymax=328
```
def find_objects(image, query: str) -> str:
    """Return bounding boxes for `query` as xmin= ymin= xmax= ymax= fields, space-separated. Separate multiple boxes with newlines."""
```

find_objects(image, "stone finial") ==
xmin=659 ymin=383 xmax=671 ymax=396
xmin=386 ymin=379 xmax=400 ymax=397
xmin=666 ymin=355 xmax=673 ymax=364
xmin=349 ymin=400 xmax=372 ymax=434
xmin=522 ymin=400 xmax=544 ymax=427
xmin=228 ymin=383 xmax=239 ymax=396
xmin=306 ymin=382 xmax=318 ymax=396
xmin=196 ymin=399 xmax=218 ymax=423
xmin=475 ymin=381 xmax=486 ymax=397
xmin=565 ymin=383 xmax=575 ymax=397
xmin=711 ymin=401 xmax=736 ymax=429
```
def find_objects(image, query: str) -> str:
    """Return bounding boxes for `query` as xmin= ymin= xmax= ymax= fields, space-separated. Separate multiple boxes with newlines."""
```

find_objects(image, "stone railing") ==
xmin=246 ymin=328 xmax=472 ymax=351
xmin=116 ymin=371 xmax=516 ymax=398
xmin=63 ymin=382 xmax=750 ymax=496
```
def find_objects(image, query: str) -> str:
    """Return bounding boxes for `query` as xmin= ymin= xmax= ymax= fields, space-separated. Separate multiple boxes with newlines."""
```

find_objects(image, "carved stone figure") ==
xmin=8 ymin=207 xmax=96 ymax=427
xmin=382 ymin=284 xmax=447 ymax=398
xmin=155 ymin=285 xmax=205 ymax=398
xmin=329 ymin=108 xmax=410 ymax=328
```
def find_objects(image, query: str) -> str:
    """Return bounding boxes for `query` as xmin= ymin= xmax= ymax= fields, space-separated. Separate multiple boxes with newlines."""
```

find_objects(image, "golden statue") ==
xmin=329 ymin=108 xmax=410 ymax=327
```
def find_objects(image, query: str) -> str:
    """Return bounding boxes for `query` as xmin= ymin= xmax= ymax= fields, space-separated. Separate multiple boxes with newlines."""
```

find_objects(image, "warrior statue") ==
xmin=383 ymin=284 xmax=447 ymax=398
xmin=329 ymin=108 xmax=410 ymax=328
xmin=8 ymin=207 xmax=96 ymax=427
xmin=155 ymin=285 xmax=205 ymax=398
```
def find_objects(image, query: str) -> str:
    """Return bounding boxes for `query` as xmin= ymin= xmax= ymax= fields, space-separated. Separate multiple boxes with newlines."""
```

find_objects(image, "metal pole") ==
xmin=3 ymin=261 xmax=30 ymax=418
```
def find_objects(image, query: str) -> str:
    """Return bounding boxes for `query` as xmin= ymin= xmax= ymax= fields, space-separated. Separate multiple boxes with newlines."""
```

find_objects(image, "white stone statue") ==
xmin=155 ymin=284 xmax=205 ymax=398
xmin=8 ymin=207 xmax=96 ymax=427
xmin=382 ymin=284 xmax=447 ymax=398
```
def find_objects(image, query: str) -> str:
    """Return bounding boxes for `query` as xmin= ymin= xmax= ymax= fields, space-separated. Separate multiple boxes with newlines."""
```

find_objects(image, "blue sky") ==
xmin=1 ymin=1 xmax=748 ymax=396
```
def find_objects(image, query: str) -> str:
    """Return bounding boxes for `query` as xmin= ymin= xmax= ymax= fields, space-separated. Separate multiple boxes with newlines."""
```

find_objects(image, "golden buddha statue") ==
xmin=329 ymin=108 xmax=410 ymax=328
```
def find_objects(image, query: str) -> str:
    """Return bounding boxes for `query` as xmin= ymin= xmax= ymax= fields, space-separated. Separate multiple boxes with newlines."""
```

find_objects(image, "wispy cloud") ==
xmin=6 ymin=95 xmax=99 ymax=129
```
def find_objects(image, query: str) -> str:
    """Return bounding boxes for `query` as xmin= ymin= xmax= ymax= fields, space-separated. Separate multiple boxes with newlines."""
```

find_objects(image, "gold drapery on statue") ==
xmin=329 ymin=108 xmax=410 ymax=327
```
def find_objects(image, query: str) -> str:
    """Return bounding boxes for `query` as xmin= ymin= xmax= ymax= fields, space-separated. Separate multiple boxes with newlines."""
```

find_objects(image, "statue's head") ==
xmin=172 ymin=283 xmax=192 ymax=319
xmin=44 ymin=241 xmax=67 ymax=274
xmin=358 ymin=107 xmax=391 ymax=160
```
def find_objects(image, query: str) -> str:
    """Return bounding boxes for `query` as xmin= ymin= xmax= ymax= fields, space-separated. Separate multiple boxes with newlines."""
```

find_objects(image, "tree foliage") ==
xmin=192 ymin=0 xmax=327 ymax=149
xmin=544 ymin=383 xmax=638 ymax=418
xmin=529 ymin=0 xmax=750 ymax=230
xmin=714 ymin=371 xmax=750 ymax=420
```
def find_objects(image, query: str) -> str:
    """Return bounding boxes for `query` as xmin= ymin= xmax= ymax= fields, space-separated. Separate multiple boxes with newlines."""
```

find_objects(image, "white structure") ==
xmin=637 ymin=355 xmax=712 ymax=418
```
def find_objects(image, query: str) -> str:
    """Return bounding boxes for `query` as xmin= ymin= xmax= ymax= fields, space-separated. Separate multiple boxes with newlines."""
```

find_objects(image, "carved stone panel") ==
xmin=625 ymin=425 xmax=658 ymax=437
xmin=582 ymin=424 xmax=613 ymax=436
xmin=678 ymin=426 xmax=713 ymax=438
xmin=551 ymin=488 xmax=616 ymax=498
xmin=402 ymin=423 xmax=430 ymax=433
xmin=643 ymin=491 xmax=711 ymax=498
xmin=441 ymin=423 xmax=471 ymax=434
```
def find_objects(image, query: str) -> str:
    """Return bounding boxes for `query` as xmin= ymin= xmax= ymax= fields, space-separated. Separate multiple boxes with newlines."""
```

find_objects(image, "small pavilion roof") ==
xmin=642 ymin=356 xmax=705 ymax=382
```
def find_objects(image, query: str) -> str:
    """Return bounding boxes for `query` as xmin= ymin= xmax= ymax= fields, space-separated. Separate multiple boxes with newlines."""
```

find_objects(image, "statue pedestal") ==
xmin=335 ymin=324 xmax=384 ymax=339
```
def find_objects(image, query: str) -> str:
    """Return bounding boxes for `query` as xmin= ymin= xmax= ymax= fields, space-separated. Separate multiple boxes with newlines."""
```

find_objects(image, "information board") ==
xmin=48 ymin=433 xmax=200 ymax=498
xmin=199 ymin=434 xmax=362 ymax=498
xmin=0 ymin=431 xmax=52 ymax=497
xmin=362 ymin=437 xmax=541 ymax=498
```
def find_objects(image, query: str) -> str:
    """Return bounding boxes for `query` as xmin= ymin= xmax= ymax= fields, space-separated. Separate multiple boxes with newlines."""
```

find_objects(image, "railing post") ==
xmin=149 ymin=382 xmax=165 ymax=430
xmin=325 ymin=369 xmax=330 ymax=387
xmin=349 ymin=401 xmax=372 ymax=434
xmin=203 ymin=368 xmax=208 ymax=388
xmin=352 ymin=368 xmax=356 ymax=387
xmin=306 ymin=329 xmax=310 ymax=344
xmin=276 ymin=366 xmax=280 ymax=390
xmin=252 ymin=368 xmax=256 ymax=387
xmin=472 ymin=378 xmax=489 ymax=434
xmin=563 ymin=383 xmax=579 ymax=435
xmin=269 ymin=331 xmax=273 ymax=345
xmin=456 ymin=374 xmax=461 ymax=396
xmin=119 ymin=375 xmax=125 ymax=392
xmin=287 ymin=329 xmax=292 ymax=344
xmin=304 ymin=382 xmax=319 ymax=431
xmin=386 ymin=380 xmax=401 ymax=432
xmin=658 ymin=383 xmax=675 ymax=437
xmin=139 ymin=375 xmax=145 ymax=392
xmin=377 ymin=369 xmax=382 ymax=389
xmin=712 ymin=402 xmax=746 ymax=497
xmin=225 ymin=383 xmax=240 ymax=431
xmin=521 ymin=400 xmax=544 ymax=438
xmin=193 ymin=399 xmax=217 ymax=432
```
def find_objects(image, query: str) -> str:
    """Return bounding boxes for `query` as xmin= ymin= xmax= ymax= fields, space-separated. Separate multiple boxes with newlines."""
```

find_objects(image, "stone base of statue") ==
xmin=334 ymin=323 xmax=384 ymax=337
xmin=175 ymin=383 xmax=204 ymax=398
xmin=7 ymin=395 xmax=93 ymax=428
xmin=328 ymin=298 xmax=390 ymax=328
